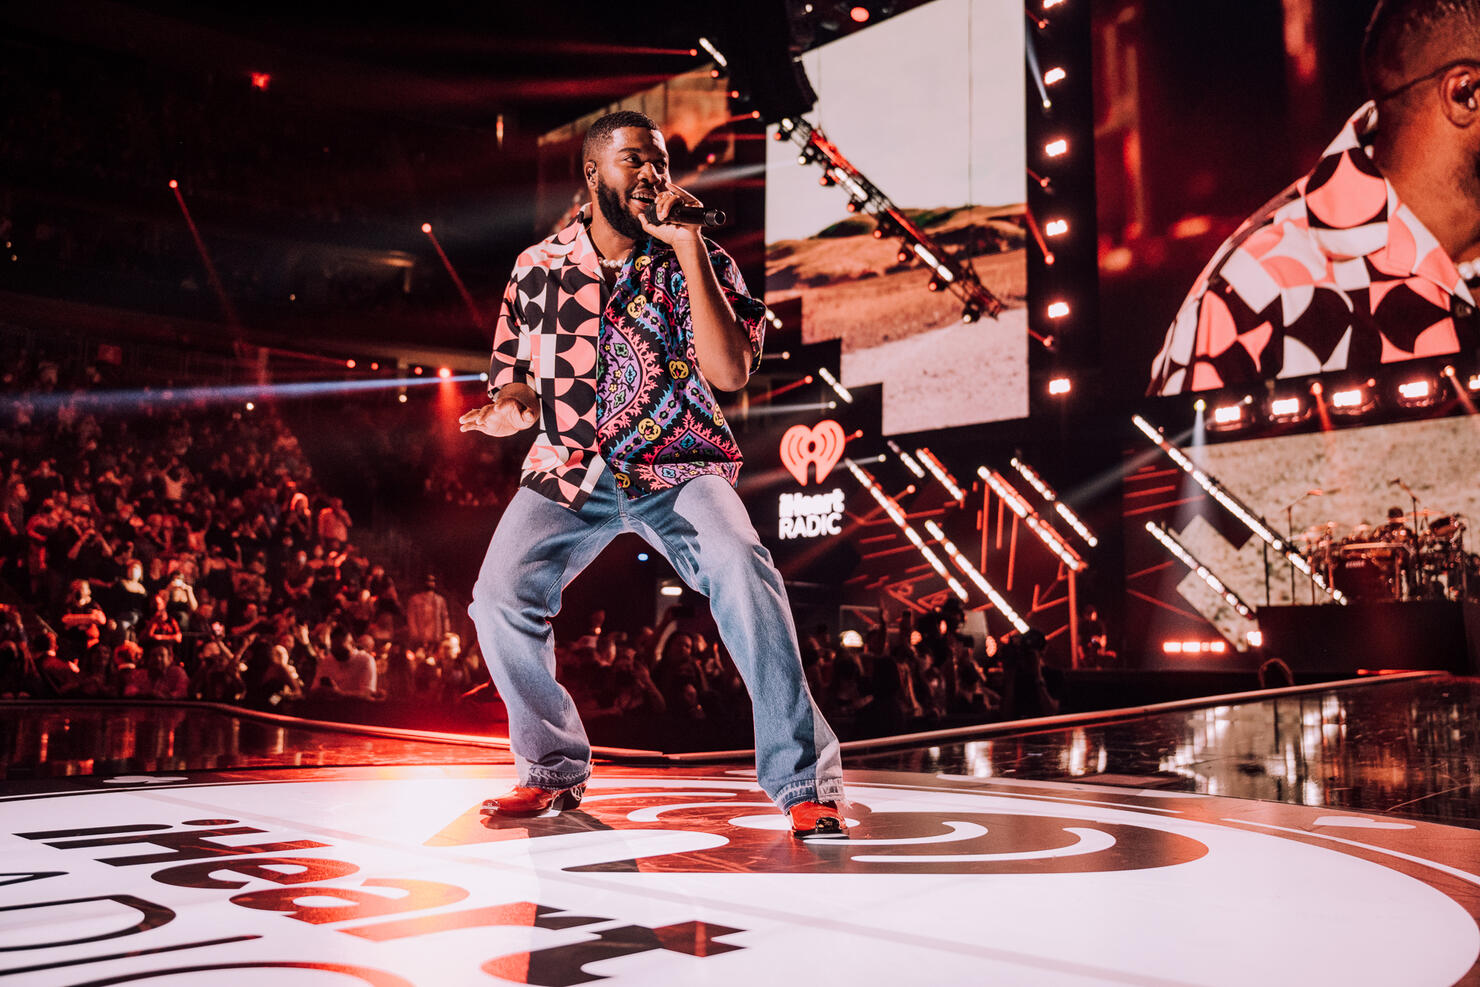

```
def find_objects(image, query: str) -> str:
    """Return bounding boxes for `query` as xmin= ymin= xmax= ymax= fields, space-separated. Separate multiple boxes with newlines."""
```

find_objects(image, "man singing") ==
xmin=460 ymin=110 xmax=847 ymax=839
xmin=1150 ymin=0 xmax=1480 ymax=395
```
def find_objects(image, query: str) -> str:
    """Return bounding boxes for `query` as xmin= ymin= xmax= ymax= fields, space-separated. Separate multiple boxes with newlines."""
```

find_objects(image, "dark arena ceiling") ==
xmin=1 ymin=0 xmax=914 ymax=353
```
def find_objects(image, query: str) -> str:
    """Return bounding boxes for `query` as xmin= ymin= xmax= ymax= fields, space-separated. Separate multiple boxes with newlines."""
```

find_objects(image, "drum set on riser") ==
xmin=1297 ymin=511 xmax=1476 ymax=602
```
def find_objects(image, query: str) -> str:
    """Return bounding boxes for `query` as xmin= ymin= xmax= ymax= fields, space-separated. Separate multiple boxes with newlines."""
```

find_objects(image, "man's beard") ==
xmin=596 ymin=176 xmax=647 ymax=241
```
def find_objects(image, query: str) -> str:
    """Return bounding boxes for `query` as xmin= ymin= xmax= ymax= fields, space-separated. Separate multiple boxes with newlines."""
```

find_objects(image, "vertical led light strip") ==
xmin=845 ymin=460 xmax=968 ymax=601
xmin=1131 ymin=414 xmax=1347 ymax=605
xmin=977 ymin=468 xmax=1085 ymax=572
xmin=915 ymin=447 xmax=966 ymax=501
xmin=924 ymin=520 xmax=1031 ymax=633
xmin=1009 ymin=456 xmax=1099 ymax=547
xmin=1143 ymin=522 xmax=1253 ymax=617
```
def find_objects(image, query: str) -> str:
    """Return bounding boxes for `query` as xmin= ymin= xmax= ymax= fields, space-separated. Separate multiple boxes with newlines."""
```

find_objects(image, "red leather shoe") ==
xmin=789 ymin=800 xmax=847 ymax=839
xmin=480 ymin=782 xmax=587 ymax=817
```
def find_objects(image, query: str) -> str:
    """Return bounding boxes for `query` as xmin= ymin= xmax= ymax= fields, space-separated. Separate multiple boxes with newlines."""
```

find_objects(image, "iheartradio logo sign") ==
xmin=780 ymin=420 xmax=845 ymax=486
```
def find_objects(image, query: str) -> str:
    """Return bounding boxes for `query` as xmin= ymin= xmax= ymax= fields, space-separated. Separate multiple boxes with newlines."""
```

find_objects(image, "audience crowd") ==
xmin=0 ymin=344 xmax=489 ymax=717
xmin=0 ymin=337 xmax=1055 ymax=748
xmin=557 ymin=601 xmax=1058 ymax=750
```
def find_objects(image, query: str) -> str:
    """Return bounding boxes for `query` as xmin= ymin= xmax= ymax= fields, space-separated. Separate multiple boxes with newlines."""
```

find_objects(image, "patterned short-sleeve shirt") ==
xmin=1150 ymin=102 xmax=1478 ymax=396
xmin=488 ymin=209 xmax=766 ymax=510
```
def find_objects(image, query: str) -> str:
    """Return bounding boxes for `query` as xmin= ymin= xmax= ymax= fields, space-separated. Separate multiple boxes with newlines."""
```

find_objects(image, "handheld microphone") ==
xmin=644 ymin=202 xmax=727 ymax=228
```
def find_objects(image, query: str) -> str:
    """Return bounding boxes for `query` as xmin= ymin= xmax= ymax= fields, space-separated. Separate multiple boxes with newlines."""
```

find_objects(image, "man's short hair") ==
xmin=1363 ymin=0 xmax=1480 ymax=114
xmin=581 ymin=110 xmax=660 ymax=165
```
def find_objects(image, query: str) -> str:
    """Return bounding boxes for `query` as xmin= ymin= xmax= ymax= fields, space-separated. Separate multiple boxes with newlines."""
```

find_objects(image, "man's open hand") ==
xmin=460 ymin=398 xmax=536 ymax=437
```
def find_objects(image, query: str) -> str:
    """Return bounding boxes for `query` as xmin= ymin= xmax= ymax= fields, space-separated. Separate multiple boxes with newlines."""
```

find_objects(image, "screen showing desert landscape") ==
xmin=764 ymin=0 xmax=1028 ymax=434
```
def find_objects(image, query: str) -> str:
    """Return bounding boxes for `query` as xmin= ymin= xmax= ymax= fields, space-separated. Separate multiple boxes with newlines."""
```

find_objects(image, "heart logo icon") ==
xmin=780 ymin=420 xmax=846 ymax=486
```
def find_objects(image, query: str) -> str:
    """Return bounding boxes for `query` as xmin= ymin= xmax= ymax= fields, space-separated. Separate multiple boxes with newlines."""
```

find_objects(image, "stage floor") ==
xmin=3 ymin=676 xmax=1479 ymax=986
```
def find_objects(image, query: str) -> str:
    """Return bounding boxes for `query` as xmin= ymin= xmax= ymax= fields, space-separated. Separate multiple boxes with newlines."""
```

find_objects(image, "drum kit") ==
xmin=1295 ymin=510 xmax=1476 ymax=602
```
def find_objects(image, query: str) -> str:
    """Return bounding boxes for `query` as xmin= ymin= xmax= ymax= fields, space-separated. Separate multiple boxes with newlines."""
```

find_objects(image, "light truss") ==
xmin=978 ymin=468 xmax=1085 ymax=573
xmin=924 ymin=520 xmax=1031 ymax=633
xmin=1143 ymin=522 xmax=1253 ymax=618
xmin=1009 ymin=456 xmax=1098 ymax=547
xmin=1131 ymin=415 xmax=1347 ymax=605
xmin=915 ymin=447 xmax=965 ymax=502
xmin=774 ymin=116 xmax=1050 ymax=345
xmin=845 ymin=460 xmax=968 ymax=602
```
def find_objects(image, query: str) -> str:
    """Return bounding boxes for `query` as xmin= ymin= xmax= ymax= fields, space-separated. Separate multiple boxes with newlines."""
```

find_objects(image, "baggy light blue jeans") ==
xmin=469 ymin=469 xmax=844 ymax=811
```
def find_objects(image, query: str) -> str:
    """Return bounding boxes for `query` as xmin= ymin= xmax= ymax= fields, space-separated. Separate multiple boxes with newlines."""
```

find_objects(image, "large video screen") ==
xmin=1092 ymin=1 xmax=1474 ymax=399
xmin=765 ymin=0 xmax=1028 ymax=435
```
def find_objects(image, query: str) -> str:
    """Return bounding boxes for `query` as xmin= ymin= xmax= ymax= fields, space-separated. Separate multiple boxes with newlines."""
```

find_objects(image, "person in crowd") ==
xmin=59 ymin=578 xmax=106 ymax=661
xmin=316 ymin=625 xmax=377 ymax=699
xmin=998 ymin=629 xmax=1060 ymax=720
xmin=112 ymin=558 xmax=151 ymax=630
xmin=404 ymin=574 xmax=450 ymax=650
xmin=141 ymin=594 xmax=183 ymax=655
xmin=192 ymin=637 xmax=246 ymax=703
xmin=161 ymin=566 xmax=199 ymax=631
xmin=0 ymin=639 xmax=45 ymax=698
xmin=316 ymin=496 xmax=352 ymax=545
xmin=34 ymin=628 xmax=80 ymax=697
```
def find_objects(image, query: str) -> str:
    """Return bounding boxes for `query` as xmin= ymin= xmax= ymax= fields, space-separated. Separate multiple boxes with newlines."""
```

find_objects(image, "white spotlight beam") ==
xmin=924 ymin=520 xmax=1031 ymax=633
xmin=845 ymin=460 xmax=968 ymax=602
xmin=1009 ymin=455 xmax=1098 ymax=547
xmin=1131 ymin=414 xmax=1347 ymax=605
xmin=1143 ymin=522 xmax=1253 ymax=618
xmin=977 ymin=468 xmax=1085 ymax=573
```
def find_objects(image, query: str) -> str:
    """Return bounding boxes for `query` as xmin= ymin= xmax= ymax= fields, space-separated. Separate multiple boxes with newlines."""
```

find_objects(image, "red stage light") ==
xmin=168 ymin=179 xmax=178 ymax=189
xmin=421 ymin=223 xmax=433 ymax=234
xmin=370 ymin=362 xmax=380 ymax=371
xmin=1048 ymin=377 xmax=1072 ymax=396
xmin=413 ymin=366 xmax=424 ymax=376
xmin=850 ymin=5 xmax=870 ymax=22
xmin=346 ymin=359 xmax=356 ymax=369
xmin=250 ymin=72 xmax=271 ymax=91
xmin=438 ymin=367 xmax=452 ymax=379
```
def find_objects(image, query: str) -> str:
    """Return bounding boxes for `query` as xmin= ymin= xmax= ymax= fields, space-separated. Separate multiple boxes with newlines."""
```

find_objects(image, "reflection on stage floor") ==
xmin=854 ymin=673 xmax=1480 ymax=830
xmin=2 ymin=676 xmax=1479 ymax=985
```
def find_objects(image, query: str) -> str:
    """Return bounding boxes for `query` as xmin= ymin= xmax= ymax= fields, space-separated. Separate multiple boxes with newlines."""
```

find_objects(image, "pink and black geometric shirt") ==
xmin=489 ymin=208 xmax=766 ymax=511
xmin=1150 ymin=102 xmax=1478 ymax=396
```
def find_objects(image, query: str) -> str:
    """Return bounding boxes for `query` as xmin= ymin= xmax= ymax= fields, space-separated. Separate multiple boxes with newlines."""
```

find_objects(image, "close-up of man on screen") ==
xmin=1149 ymin=0 xmax=1480 ymax=396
